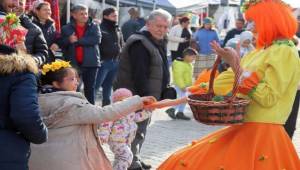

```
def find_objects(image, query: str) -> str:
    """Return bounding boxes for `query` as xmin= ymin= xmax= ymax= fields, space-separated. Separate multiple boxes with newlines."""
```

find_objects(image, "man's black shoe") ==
xmin=165 ymin=108 xmax=176 ymax=119
xmin=141 ymin=161 xmax=152 ymax=169
xmin=176 ymin=112 xmax=191 ymax=120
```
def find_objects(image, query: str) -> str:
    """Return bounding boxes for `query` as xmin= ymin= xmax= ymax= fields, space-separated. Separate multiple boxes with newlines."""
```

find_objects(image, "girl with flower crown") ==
xmin=28 ymin=61 xmax=156 ymax=170
xmin=158 ymin=0 xmax=300 ymax=169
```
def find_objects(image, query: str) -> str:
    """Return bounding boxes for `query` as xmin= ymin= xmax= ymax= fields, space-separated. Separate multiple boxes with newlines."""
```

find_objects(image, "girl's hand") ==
xmin=141 ymin=96 xmax=157 ymax=111
xmin=141 ymin=96 xmax=157 ymax=106
xmin=210 ymin=41 xmax=241 ymax=73
xmin=144 ymin=97 xmax=188 ymax=109
xmin=144 ymin=99 xmax=173 ymax=109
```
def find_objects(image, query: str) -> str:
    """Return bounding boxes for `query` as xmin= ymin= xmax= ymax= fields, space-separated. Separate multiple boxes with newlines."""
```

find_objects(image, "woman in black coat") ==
xmin=31 ymin=1 xmax=60 ymax=62
xmin=0 ymin=45 xmax=48 ymax=170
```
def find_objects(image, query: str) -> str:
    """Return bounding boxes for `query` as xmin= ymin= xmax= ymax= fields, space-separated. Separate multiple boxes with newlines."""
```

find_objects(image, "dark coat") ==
xmin=114 ymin=31 xmax=170 ymax=100
xmin=222 ymin=28 xmax=244 ymax=47
xmin=32 ymin=17 xmax=58 ymax=62
xmin=99 ymin=18 xmax=123 ymax=60
xmin=0 ymin=53 xmax=48 ymax=170
xmin=19 ymin=14 xmax=49 ymax=67
xmin=60 ymin=18 xmax=101 ymax=68
xmin=121 ymin=19 xmax=142 ymax=42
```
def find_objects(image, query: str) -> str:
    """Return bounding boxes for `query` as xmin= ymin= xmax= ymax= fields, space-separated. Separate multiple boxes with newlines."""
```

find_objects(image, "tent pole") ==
xmin=67 ymin=0 xmax=71 ymax=23
xmin=200 ymin=8 xmax=203 ymax=26
xmin=206 ymin=6 xmax=209 ymax=17
xmin=153 ymin=0 xmax=156 ymax=10
xmin=102 ymin=0 xmax=106 ymax=9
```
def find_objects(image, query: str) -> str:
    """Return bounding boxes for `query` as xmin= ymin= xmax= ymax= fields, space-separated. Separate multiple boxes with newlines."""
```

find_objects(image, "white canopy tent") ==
xmin=172 ymin=0 xmax=209 ymax=14
xmin=66 ymin=0 xmax=210 ymax=24
xmin=283 ymin=0 xmax=300 ymax=8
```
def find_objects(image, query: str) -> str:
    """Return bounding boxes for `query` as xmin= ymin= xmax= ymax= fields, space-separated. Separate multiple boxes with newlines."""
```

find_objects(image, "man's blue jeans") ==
xmin=95 ymin=59 xmax=119 ymax=106
xmin=80 ymin=67 xmax=98 ymax=105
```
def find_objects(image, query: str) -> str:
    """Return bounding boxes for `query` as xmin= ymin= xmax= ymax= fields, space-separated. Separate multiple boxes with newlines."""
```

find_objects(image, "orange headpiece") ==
xmin=243 ymin=0 xmax=297 ymax=48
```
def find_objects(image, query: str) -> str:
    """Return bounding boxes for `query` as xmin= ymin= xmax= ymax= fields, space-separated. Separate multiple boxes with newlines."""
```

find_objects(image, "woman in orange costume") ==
xmin=158 ymin=0 xmax=300 ymax=169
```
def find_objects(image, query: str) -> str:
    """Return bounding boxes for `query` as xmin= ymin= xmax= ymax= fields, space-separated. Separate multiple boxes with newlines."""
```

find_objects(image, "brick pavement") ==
xmin=103 ymin=106 xmax=300 ymax=169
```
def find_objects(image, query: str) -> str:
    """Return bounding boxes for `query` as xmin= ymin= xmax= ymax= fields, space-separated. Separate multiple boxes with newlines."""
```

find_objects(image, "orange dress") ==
xmin=158 ymin=123 xmax=299 ymax=170
xmin=158 ymin=42 xmax=300 ymax=170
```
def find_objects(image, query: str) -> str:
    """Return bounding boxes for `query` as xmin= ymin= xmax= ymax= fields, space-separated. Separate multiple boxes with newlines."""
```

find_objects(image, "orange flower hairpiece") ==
xmin=241 ymin=0 xmax=290 ymax=12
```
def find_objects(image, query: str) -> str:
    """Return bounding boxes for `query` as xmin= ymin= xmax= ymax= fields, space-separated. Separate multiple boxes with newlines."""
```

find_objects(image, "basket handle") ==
xmin=208 ymin=55 xmax=242 ymax=101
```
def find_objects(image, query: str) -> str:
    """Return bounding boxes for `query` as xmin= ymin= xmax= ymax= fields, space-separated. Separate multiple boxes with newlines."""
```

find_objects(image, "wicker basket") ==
xmin=187 ymin=56 xmax=250 ymax=125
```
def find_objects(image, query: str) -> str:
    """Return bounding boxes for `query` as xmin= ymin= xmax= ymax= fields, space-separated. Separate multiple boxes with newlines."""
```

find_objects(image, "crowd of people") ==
xmin=1 ymin=0 xmax=300 ymax=170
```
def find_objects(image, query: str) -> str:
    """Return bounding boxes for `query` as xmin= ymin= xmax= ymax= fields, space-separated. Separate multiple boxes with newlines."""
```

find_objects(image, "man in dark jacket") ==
xmin=60 ymin=4 xmax=101 ymax=104
xmin=0 ymin=44 xmax=48 ymax=170
xmin=114 ymin=9 xmax=172 ymax=170
xmin=222 ymin=18 xmax=245 ymax=47
xmin=121 ymin=7 xmax=142 ymax=42
xmin=13 ymin=0 xmax=49 ymax=67
xmin=95 ymin=7 xmax=123 ymax=106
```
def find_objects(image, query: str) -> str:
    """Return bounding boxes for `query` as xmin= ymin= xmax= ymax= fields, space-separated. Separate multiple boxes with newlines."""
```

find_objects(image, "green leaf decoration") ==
xmin=212 ymin=96 xmax=224 ymax=102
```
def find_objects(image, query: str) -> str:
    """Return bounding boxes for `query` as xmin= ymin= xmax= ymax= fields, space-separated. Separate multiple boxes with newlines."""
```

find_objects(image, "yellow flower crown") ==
xmin=41 ymin=60 xmax=72 ymax=75
xmin=241 ymin=0 xmax=289 ymax=12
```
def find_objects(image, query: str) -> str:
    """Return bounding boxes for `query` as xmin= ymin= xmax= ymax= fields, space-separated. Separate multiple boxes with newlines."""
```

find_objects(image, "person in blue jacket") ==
xmin=0 ymin=45 xmax=48 ymax=170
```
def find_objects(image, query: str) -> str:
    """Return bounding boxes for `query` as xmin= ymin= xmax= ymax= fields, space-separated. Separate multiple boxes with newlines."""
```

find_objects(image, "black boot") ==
xmin=176 ymin=112 xmax=191 ymax=120
xmin=165 ymin=108 xmax=176 ymax=119
xmin=127 ymin=167 xmax=143 ymax=170
xmin=141 ymin=161 xmax=152 ymax=169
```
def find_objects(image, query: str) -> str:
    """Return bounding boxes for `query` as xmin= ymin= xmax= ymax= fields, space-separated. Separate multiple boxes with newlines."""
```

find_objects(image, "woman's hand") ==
xmin=15 ymin=42 xmax=27 ymax=52
xmin=14 ymin=35 xmax=27 ymax=52
xmin=50 ymin=43 xmax=59 ymax=52
xmin=210 ymin=41 xmax=241 ymax=73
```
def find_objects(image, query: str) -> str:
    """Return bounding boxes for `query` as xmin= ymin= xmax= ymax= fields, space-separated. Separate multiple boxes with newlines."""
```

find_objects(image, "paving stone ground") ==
xmin=102 ymin=106 xmax=300 ymax=169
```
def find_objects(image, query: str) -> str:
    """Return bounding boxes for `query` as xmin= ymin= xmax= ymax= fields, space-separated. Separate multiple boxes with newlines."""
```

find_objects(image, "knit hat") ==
xmin=203 ymin=17 xmax=213 ymax=24
xmin=112 ymin=88 xmax=133 ymax=102
xmin=239 ymin=31 xmax=253 ymax=44
xmin=31 ymin=0 xmax=44 ymax=11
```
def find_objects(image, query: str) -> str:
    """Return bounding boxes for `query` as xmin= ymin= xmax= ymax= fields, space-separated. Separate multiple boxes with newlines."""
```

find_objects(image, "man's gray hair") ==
xmin=71 ymin=4 xmax=88 ymax=13
xmin=146 ymin=9 xmax=172 ymax=23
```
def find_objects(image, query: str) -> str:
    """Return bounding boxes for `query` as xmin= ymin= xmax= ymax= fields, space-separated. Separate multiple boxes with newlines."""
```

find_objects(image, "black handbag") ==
xmin=161 ymin=85 xmax=177 ymax=100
